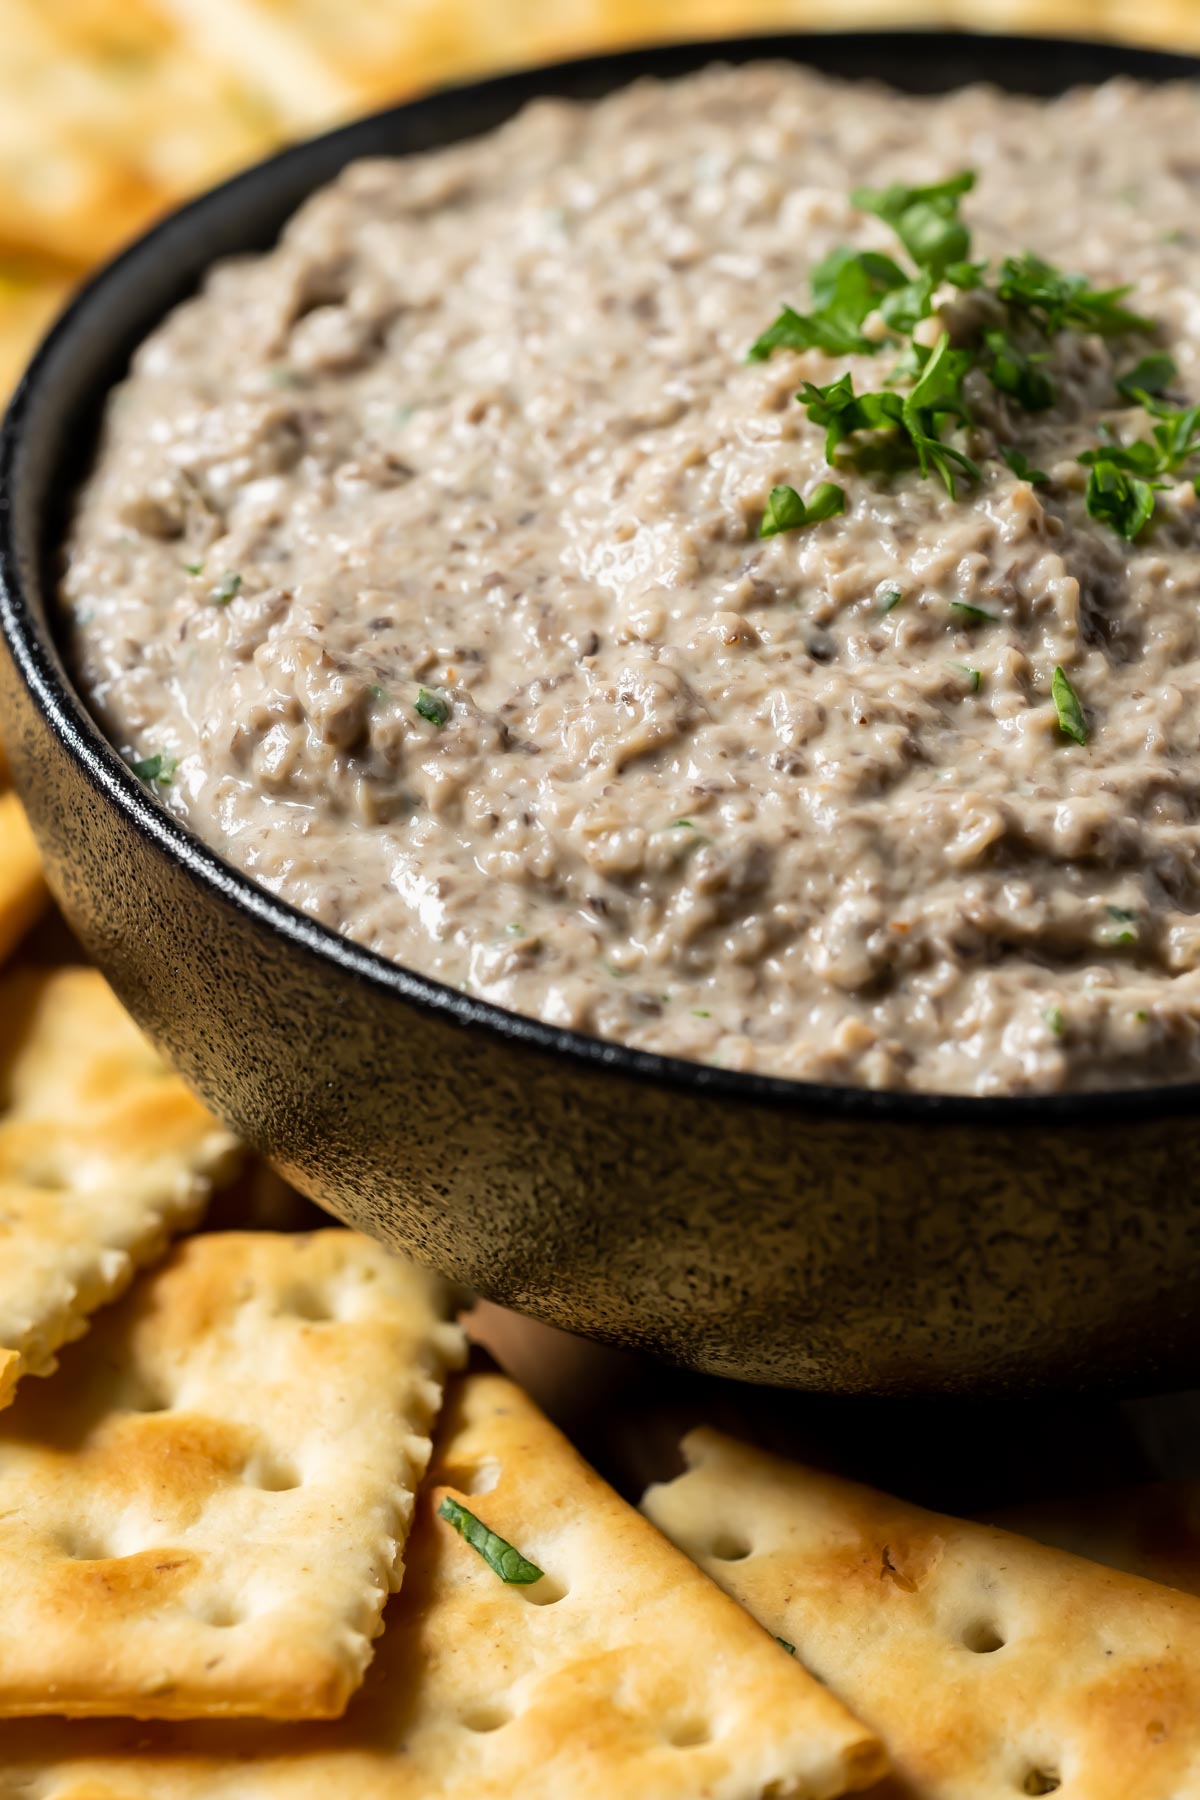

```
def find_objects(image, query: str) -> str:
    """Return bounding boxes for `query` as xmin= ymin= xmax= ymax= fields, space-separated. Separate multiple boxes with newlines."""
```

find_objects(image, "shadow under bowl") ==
xmin=3 ymin=29 xmax=1200 ymax=1394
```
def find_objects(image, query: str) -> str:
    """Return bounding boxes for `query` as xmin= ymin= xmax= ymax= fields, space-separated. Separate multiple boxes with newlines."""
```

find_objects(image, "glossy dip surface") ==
xmin=63 ymin=62 xmax=1200 ymax=1095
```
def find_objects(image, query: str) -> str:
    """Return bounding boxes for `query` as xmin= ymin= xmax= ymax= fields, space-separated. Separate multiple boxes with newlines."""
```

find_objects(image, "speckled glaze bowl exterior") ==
xmin=3 ymin=32 xmax=1200 ymax=1394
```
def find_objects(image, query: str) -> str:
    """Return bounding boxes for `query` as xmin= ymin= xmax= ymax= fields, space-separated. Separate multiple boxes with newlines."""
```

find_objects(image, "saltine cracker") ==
xmin=645 ymin=1429 xmax=1200 ymax=1800
xmin=0 ymin=1371 xmax=885 ymax=1795
xmin=0 ymin=1230 xmax=466 ymax=1720
xmin=0 ymin=966 xmax=238 ymax=1408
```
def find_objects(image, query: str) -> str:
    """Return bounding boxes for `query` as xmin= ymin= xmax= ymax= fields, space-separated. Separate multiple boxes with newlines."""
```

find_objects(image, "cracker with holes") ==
xmin=0 ymin=1230 xmax=466 ymax=1720
xmin=0 ymin=751 xmax=47 ymax=963
xmin=0 ymin=1370 xmax=885 ymax=1794
xmin=643 ymin=1430 xmax=1200 ymax=1800
xmin=0 ymin=966 xmax=241 ymax=1409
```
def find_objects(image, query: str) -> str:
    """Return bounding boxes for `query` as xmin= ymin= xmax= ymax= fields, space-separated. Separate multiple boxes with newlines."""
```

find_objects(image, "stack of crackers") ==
xmin=4 ymin=3 xmax=1200 ymax=1792
xmin=2 ymin=874 xmax=1200 ymax=1794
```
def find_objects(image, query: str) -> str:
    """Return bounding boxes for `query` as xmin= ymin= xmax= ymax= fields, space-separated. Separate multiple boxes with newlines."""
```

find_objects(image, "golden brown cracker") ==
xmin=0 ymin=966 xmax=239 ymax=1408
xmin=0 ymin=1371 xmax=884 ymax=1793
xmin=645 ymin=1429 xmax=1200 ymax=1800
xmin=0 ymin=1230 xmax=466 ymax=1719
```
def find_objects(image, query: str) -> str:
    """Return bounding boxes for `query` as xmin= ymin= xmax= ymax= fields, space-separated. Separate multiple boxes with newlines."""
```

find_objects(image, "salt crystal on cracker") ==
xmin=0 ymin=1371 xmax=884 ymax=1794
xmin=0 ymin=1229 xmax=466 ymax=1720
xmin=0 ymin=966 xmax=239 ymax=1408
xmin=645 ymin=1429 xmax=1200 ymax=1800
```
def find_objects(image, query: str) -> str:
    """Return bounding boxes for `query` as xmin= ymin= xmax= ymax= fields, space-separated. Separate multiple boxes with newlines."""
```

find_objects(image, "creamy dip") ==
xmin=64 ymin=64 xmax=1200 ymax=1095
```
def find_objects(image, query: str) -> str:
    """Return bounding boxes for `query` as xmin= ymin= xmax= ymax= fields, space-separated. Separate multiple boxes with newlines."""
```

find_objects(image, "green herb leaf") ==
xmin=852 ymin=171 xmax=977 ymax=218
xmin=1083 ymin=459 xmax=1160 ymax=540
xmin=760 ymin=481 xmax=845 ymax=537
xmin=803 ymin=336 xmax=979 ymax=496
xmin=877 ymin=270 xmax=936 ymax=335
xmin=984 ymin=329 xmax=1055 ymax=411
xmin=748 ymin=251 xmax=910 ymax=362
xmin=905 ymin=331 xmax=972 ymax=421
xmin=210 ymin=571 xmax=242 ymax=605
xmin=130 ymin=753 xmax=178 ymax=785
xmin=1051 ymin=666 xmax=1087 ymax=745
xmin=945 ymin=259 xmax=988 ymax=289
xmin=437 ymin=1497 xmax=544 ymax=1584
xmin=885 ymin=340 xmax=931 ymax=387
xmin=1147 ymin=402 xmax=1200 ymax=474
xmin=1105 ymin=903 xmax=1138 ymax=946
xmin=902 ymin=333 xmax=981 ymax=495
xmin=811 ymin=247 xmax=908 ymax=330
xmin=183 ymin=560 xmax=205 ymax=576
xmin=1044 ymin=1005 xmax=1064 ymax=1036
xmin=852 ymin=171 xmax=976 ymax=275
xmin=415 ymin=688 xmax=450 ymax=727
xmin=748 ymin=303 xmax=861 ymax=361
xmin=799 ymin=373 xmax=905 ymax=461
xmin=996 ymin=253 xmax=1153 ymax=337
xmin=879 ymin=587 xmax=904 ymax=613
xmin=1116 ymin=353 xmax=1177 ymax=401
xmin=948 ymin=661 xmax=982 ymax=691
xmin=1001 ymin=447 xmax=1049 ymax=485
xmin=949 ymin=600 xmax=995 ymax=625
xmin=776 ymin=1637 xmax=797 ymax=1655
xmin=1078 ymin=438 xmax=1162 ymax=477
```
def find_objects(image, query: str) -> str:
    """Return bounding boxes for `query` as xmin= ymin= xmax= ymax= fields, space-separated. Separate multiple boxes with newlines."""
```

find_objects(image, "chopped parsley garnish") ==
xmin=945 ymin=259 xmax=988 ymax=290
xmin=748 ymin=303 xmax=853 ymax=362
xmin=369 ymin=684 xmax=389 ymax=703
xmin=130 ymin=753 xmax=178 ymax=785
xmin=415 ymin=688 xmax=450 ymax=728
xmin=748 ymin=249 xmax=910 ymax=361
xmin=949 ymin=662 xmax=982 ymax=692
xmin=879 ymin=587 xmax=903 ymax=613
xmin=747 ymin=166 xmax=1176 ymax=567
xmin=183 ymin=560 xmax=205 ymax=576
xmin=799 ymin=372 xmax=904 ymax=462
xmin=437 ymin=1497 xmax=544 ymax=1584
xmin=760 ymin=481 xmax=845 ymax=536
xmin=1044 ymin=1005 xmax=1064 ymax=1036
xmin=995 ymin=253 xmax=1153 ymax=337
xmin=851 ymin=171 xmax=975 ymax=275
xmin=949 ymin=601 xmax=994 ymax=625
xmin=1001 ymin=448 xmax=1049 ymax=485
xmin=1142 ymin=399 xmax=1200 ymax=474
xmin=984 ymin=329 xmax=1054 ymax=412
xmin=1116 ymin=353 xmax=1177 ymax=401
xmin=1051 ymin=666 xmax=1087 ymax=745
xmin=671 ymin=818 xmax=698 ymax=828
xmin=1106 ymin=904 xmax=1139 ymax=945
xmin=800 ymin=334 xmax=978 ymax=497
xmin=692 ymin=1007 xmax=712 ymax=1018
xmin=210 ymin=571 xmax=242 ymax=605
xmin=1082 ymin=459 xmax=1160 ymax=542
xmin=902 ymin=333 xmax=980 ymax=494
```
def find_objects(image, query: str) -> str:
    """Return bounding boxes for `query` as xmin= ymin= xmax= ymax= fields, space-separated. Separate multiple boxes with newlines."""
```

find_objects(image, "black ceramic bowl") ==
xmin=3 ymin=30 xmax=1200 ymax=1396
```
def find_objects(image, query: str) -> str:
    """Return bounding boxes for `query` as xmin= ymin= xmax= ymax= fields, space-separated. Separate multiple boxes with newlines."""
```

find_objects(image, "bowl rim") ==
xmin=4 ymin=24 xmax=1200 ymax=1128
